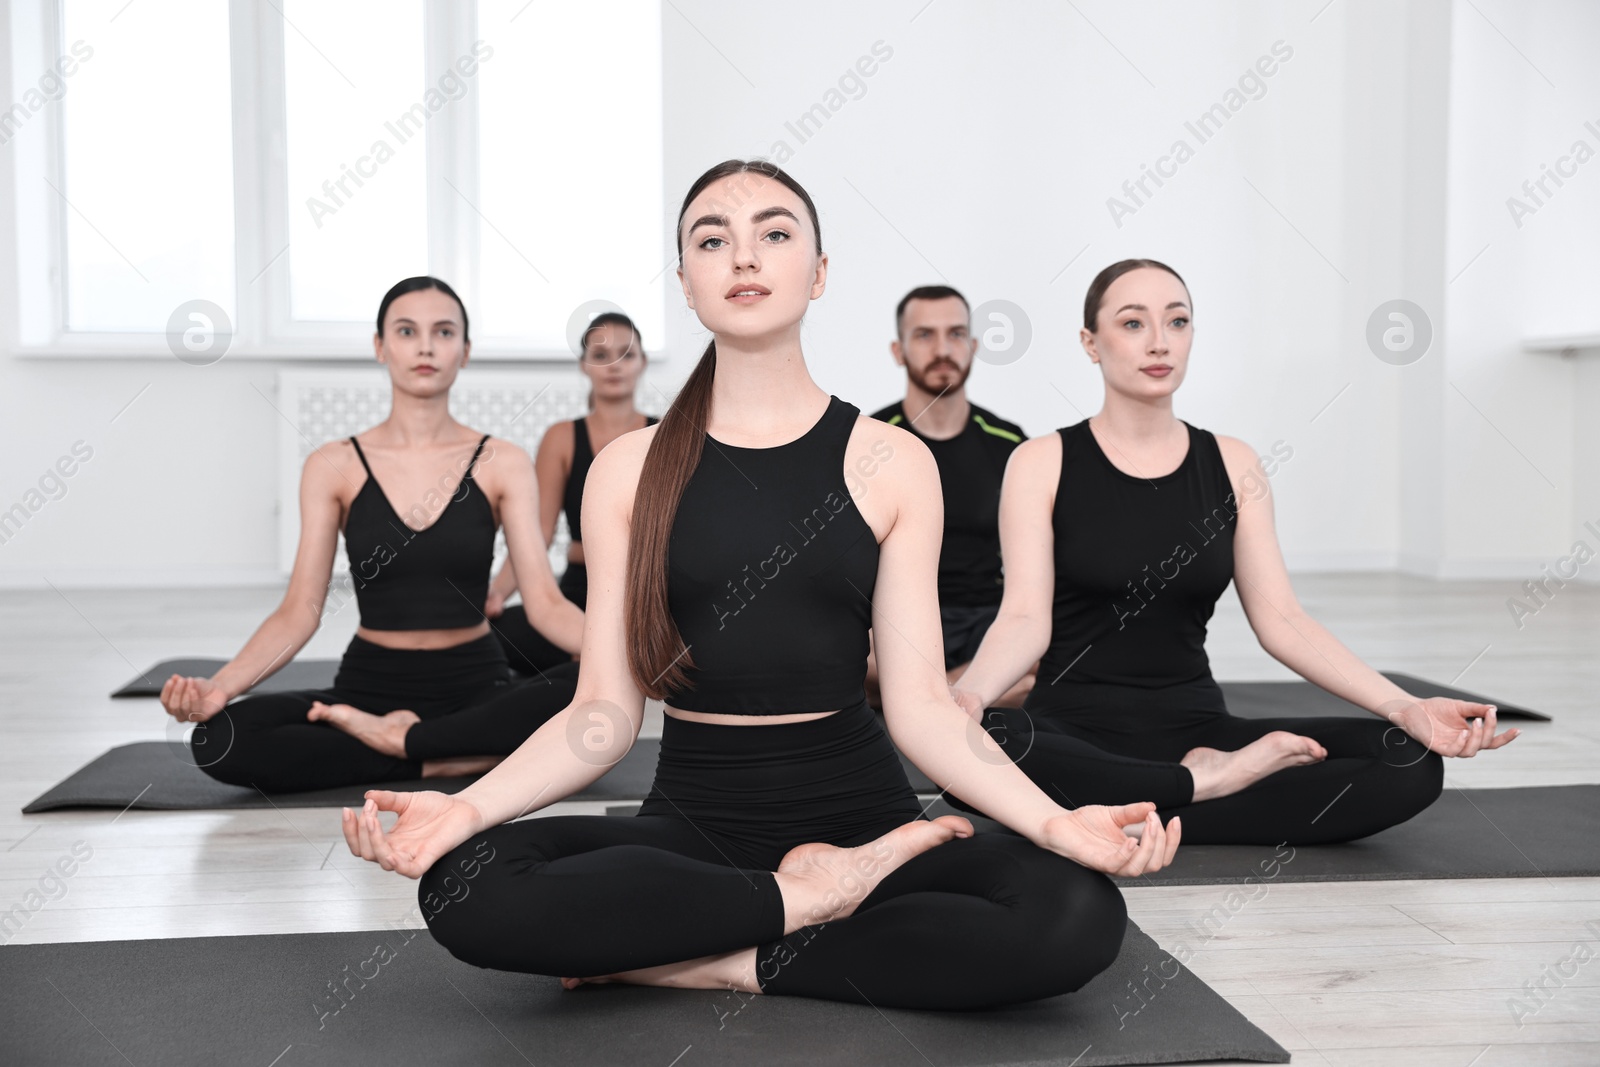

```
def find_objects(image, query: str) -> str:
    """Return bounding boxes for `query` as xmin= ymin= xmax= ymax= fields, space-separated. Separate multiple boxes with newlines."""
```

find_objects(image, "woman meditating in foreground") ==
xmin=948 ymin=259 xmax=1517 ymax=845
xmin=341 ymin=160 xmax=1180 ymax=1009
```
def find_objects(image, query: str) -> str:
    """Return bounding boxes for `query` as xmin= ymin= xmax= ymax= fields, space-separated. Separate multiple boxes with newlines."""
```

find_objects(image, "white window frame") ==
xmin=4 ymin=0 xmax=667 ymax=362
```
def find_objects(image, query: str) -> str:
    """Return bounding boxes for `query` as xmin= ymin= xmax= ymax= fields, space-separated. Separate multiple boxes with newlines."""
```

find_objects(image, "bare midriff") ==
xmin=356 ymin=621 xmax=490 ymax=650
xmin=664 ymin=706 xmax=840 ymax=725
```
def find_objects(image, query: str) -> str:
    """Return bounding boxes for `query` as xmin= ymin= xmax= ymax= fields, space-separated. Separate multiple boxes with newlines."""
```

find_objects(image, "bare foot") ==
xmin=561 ymin=947 xmax=758 ymax=994
xmin=1181 ymin=731 xmax=1328 ymax=802
xmin=558 ymin=819 xmax=974 ymax=994
xmin=772 ymin=816 xmax=972 ymax=934
xmin=422 ymin=755 xmax=503 ymax=778
xmin=307 ymin=702 xmax=418 ymax=758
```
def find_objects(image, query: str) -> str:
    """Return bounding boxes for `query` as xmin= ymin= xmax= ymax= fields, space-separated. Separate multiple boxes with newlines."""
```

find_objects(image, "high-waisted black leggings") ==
xmin=191 ymin=633 xmax=578 ymax=792
xmin=420 ymin=696 xmax=1128 ymax=1010
xmin=946 ymin=691 xmax=1444 ymax=846
xmin=493 ymin=563 xmax=586 ymax=674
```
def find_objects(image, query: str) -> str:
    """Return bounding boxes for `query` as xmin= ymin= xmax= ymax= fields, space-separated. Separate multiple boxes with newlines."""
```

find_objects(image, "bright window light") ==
xmin=284 ymin=0 xmax=427 ymax=323
xmin=474 ymin=0 xmax=663 ymax=350
xmin=60 ymin=0 xmax=235 ymax=332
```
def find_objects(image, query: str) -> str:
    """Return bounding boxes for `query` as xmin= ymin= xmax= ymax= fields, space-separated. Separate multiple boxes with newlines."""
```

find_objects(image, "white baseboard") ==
xmin=0 ymin=568 xmax=288 ymax=589
xmin=1281 ymin=552 xmax=1401 ymax=573
xmin=8 ymin=557 xmax=1594 ymax=589
xmin=1396 ymin=552 xmax=1600 ymax=581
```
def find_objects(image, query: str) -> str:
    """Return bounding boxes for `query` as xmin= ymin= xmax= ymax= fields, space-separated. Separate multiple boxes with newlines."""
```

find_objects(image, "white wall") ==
xmin=1 ymin=0 xmax=1594 ymax=587
xmin=1513 ymin=0 xmax=1600 ymax=583
xmin=656 ymin=0 xmax=1402 ymax=571
xmin=1435 ymin=0 xmax=1596 ymax=576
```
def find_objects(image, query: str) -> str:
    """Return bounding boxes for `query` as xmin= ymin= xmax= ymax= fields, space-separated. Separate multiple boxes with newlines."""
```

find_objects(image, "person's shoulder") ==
xmin=1010 ymin=428 xmax=1062 ymax=466
xmin=579 ymin=423 xmax=659 ymax=517
xmin=595 ymin=419 xmax=660 ymax=470
xmin=474 ymin=433 xmax=530 ymax=465
xmin=848 ymin=412 xmax=934 ymax=466
xmin=304 ymin=436 xmax=363 ymax=486
xmin=448 ymin=433 xmax=527 ymax=498
xmin=309 ymin=436 xmax=356 ymax=463
xmin=995 ymin=431 xmax=1064 ymax=503
xmin=967 ymin=402 xmax=1027 ymax=445
xmin=843 ymin=415 xmax=942 ymax=519
xmin=867 ymin=399 xmax=906 ymax=425
xmin=537 ymin=418 xmax=577 ymax=453
xmin=1205 ymin=429 xmax=1264 ymax=475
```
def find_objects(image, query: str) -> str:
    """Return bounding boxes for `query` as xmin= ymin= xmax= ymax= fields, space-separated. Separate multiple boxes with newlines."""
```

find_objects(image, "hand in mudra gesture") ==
xmin=1042 ymin=802 xmax=1181 ymax=877
xmin=160 ymin=675 xmax=229 ymax=724
xmin=342 ymin=789 xmax=486 ymax=879
xmin=1387 ymin=697 xmax=1518 ymax=758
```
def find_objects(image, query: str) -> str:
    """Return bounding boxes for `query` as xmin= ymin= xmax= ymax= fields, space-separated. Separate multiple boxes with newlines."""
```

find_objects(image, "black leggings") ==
xmin=947 ymin=696 xmax=1444 ymax=846
xmin=191 ymin=633 xmax=578 ymax=792
xmin=493 ymin=563 xmax=586 ymax=674
xmin=420 ymin=696 xmax=1128 ymax=1010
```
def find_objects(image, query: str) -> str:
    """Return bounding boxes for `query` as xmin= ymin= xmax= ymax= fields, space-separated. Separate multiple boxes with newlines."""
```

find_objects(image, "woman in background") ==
xmin=160 ymin=277 xmax=584 ymax=792
xmin=949 ymin=259 xmax=1517 ymax=844
xmin=485 ymin=312 xmax=656 ymax=673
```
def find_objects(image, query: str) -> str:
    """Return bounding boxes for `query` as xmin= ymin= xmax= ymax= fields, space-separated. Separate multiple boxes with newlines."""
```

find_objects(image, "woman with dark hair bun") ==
xmin=484 ymin=310 xmax=657 ymax=673
xmin=948 ymin=260 xmax=1518 ymax=845
xmin=340 ymin=164 xmax=1178 ymax=1010
xmin=159 ymin=277 xmax=584 ymax=791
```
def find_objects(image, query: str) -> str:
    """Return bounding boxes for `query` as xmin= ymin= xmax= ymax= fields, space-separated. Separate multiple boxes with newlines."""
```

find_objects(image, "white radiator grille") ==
xmin=275 ymin=369 xmax=666 ymax=577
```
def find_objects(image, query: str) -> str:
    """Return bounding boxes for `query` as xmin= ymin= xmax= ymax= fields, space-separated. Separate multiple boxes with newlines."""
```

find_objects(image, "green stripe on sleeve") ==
xmin=973 ymin=414 xmax=1021 ymax=442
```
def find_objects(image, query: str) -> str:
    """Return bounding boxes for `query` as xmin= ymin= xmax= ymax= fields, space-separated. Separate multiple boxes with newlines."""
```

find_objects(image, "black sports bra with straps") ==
xmin=342 ymin=434 xmax=497 ymax=630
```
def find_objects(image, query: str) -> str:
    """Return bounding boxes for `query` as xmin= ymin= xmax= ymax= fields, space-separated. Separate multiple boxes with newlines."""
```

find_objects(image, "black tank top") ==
xmin=662 ymin=395 xmax=878 ymax=714
xmin=343 ymin=434 xmax=496 ymax=630
xmin=870 ymin=399 xmax=1027 ymax=607
xmin=1024 ymin=420 xmax=1238 ymax=719
xmin=564 ymin=413 xmax=659 ymax=544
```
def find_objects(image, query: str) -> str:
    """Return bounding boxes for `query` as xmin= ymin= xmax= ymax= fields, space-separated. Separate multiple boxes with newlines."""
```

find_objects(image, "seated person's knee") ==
xmin=416 ymin=841 xmax=495 ymax=962
xmin=189 ymin=720 xmax=250 ymax=786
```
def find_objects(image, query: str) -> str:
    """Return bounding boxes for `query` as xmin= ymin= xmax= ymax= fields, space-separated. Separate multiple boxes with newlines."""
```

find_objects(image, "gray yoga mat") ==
xmin=1221 ymin=671 xmax=1550 ymax=722
xmin=0 ymin=924 xmax=1288 ymax=1067
xmin=111 ymin=657 xmax=561 ymax=698
xmin=21 ymin=739 xmax=663 ymax=814
xmin=21 ymin=736 xmax=936 ymax=813
xmin=116 ymin=660 xmax=1551 ymax=722
xmin=50 ymin=670 xmax=1548 ymax=814
xmin=111 ymin=657 xmax=341 ymax=698
xmin=900 ymin=786 xmax=1600 ymax=886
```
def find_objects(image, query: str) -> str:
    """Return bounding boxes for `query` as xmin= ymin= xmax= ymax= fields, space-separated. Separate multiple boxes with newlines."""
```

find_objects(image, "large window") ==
xmin=475 ymin=0 xmax=664 ymax=348
xmin=283 ymin=0 xmax=429 ymax=324
xmin=59 ymin=0 xmax=236 ymax=333
xmin=7 ymin=0 xmax=665 ymax=358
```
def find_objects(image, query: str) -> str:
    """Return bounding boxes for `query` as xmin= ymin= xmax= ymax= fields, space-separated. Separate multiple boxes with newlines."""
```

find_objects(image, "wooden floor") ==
xmin=2 ymin=574 xmax=1597 ymax=1065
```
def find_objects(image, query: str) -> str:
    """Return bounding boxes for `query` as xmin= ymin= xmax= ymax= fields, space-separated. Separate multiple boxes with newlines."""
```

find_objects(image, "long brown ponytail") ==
xmin=624 ymin=159 xmax=824 ymax=699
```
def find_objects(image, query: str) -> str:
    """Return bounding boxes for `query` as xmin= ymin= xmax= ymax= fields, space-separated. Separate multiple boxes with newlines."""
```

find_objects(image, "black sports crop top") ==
xmin=343 ymin=434 xmax=496 ymax=630
xmin=870 ymin=400 xmax=1027 ymax=608
xmin=1024 ymin=420 xmax=1238 ymax=716
xmin=564 ymin=413 xmax=659 ymax=545
xmin=661 ymin=395 xmax=879 ymax=714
